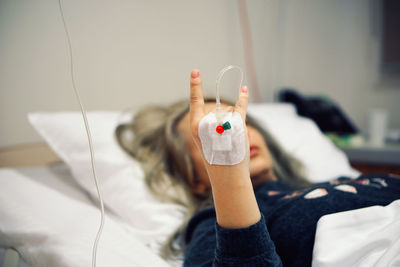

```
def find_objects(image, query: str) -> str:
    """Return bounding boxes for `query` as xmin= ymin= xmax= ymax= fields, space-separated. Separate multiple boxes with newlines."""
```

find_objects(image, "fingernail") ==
xmin=191 ymin=70 xmax=199 ymax=79
xmin=242 ymin=86 xmax=248 ymax=93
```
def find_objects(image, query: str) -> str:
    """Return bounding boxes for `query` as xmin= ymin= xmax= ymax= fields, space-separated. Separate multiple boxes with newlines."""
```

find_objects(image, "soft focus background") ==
xmin=1 ymin=0 xmax=399 ymax=148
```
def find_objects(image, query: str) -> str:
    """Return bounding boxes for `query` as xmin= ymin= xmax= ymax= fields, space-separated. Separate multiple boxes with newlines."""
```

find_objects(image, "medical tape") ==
xmin=198 ymin=65 xmax=246 ymax=165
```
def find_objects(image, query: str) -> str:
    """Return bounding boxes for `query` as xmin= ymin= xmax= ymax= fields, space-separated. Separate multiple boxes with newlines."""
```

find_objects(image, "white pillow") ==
xmin=28 ymin=112 xmax=185 ymax=256
xmin=247 ymin=103 xmax=359 ymax=181
xmin=0 ymin=168 xmax=170 ymax=267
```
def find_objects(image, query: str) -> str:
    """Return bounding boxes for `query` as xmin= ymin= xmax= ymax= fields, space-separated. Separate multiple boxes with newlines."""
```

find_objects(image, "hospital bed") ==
xmin=0 ymin=103 xmax=399 ymax=267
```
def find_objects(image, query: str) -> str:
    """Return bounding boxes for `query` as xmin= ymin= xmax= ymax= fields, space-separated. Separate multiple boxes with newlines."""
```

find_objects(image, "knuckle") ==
xmin=190 ymin=79 xmax=201 ymax=86
xmin=190 ymin=95 xmax=203 ymax=103
xmin=239 ymin=94 xmax=249 ymax=101
xmin=190 ymin=123 xmax=199 ymax=135
xmin=236 ymin=102 xmax=245 ymax=110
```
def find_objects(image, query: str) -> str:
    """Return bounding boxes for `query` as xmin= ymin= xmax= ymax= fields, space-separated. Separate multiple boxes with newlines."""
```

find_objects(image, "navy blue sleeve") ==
xmin=184 ymin=210 xmax=282 ymax=267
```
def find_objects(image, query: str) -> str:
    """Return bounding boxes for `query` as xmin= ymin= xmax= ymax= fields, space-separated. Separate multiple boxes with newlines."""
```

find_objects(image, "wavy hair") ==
xmin=115 ymin=98 xmax=310 ymax=259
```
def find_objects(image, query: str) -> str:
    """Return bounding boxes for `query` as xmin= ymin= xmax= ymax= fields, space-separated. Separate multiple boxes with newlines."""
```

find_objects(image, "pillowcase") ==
xmin=28 ymin=112 xmax=185 ymax=256
xmin=247 ymin=103 xmax=359 ymax=181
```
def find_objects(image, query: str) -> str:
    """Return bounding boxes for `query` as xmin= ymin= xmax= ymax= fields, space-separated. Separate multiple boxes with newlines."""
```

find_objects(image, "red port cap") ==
xmin=216 ymin=125 xmax=224 ymax=134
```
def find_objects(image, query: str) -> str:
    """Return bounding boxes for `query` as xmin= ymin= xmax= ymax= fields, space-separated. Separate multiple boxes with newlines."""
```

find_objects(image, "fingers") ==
xmin=235 ymin=86 xmax=249 ymax=120
xmin=189 ymin=69 xmax=205 ymax=126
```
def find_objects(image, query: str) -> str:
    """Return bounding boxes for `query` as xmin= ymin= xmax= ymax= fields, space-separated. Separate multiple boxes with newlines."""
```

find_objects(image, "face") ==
xmin=177 ymin=102 xmax=277 ymax=195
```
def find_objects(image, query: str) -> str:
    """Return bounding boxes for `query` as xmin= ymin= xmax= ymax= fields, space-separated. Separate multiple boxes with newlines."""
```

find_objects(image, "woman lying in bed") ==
xmin=115 ymin=69 xmax=400 ymax=266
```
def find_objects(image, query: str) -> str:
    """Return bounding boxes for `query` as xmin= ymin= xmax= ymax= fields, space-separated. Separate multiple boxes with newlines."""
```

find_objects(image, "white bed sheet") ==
xmin=1 ymin=164 xmax=400 ymax=267
xmin=0 ymin=163 xmax=176 ymax=267
xmin=313 ymin=198 xmax=400 ymax=267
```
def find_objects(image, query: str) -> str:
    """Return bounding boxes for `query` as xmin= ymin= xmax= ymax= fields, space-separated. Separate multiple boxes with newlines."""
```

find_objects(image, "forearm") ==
xmin=208 ymin=166 xmax=261 ymax=229
xmin=186 ymin=69 xmax=281 ymax=265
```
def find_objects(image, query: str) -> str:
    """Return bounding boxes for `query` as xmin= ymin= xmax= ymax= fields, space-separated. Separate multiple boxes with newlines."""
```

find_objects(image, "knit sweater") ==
xmin=183 ymin=173 xmax=400 ymax=266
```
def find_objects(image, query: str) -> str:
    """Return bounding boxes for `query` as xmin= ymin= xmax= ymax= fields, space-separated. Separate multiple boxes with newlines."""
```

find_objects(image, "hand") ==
xmin=189 ymin=69 xmax=250 ymax=182
xmin=189 ymin=69 xmax=261 ymax=228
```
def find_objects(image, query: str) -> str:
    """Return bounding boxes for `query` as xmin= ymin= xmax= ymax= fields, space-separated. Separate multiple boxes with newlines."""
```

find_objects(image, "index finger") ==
xmin=234 ymin=85 xmax=249 ymax=120
xmin=189 ymin=69 xmax=205 ymax=124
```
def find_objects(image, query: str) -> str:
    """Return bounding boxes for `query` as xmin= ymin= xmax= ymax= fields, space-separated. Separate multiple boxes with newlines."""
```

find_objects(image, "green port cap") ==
xmin=222 ymin=121 xmax=231 ymax=130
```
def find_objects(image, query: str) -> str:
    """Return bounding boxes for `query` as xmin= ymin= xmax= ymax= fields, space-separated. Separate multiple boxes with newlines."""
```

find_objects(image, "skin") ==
xmin=180 ymin=68 xmax=274 ymax=229
xmin=177 ymin=102 xmax=278 ymax=195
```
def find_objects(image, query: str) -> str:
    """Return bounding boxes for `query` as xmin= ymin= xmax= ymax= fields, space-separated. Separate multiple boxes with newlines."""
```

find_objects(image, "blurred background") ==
xmin=1 ymin=0 xmax=399 ymax=150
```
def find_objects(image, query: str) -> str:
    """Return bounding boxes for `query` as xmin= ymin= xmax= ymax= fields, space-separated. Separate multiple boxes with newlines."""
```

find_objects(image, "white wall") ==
xmin=1 ymin=0 xmax=399 ymax=148
xmin=0 ymin=0 xmax=249 ymax=147
xmin=270 ymin=0 xmax=400 ymax=133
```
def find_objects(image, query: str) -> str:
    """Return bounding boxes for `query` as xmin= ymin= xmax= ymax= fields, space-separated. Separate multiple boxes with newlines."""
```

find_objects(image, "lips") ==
xmin=250 ymin=145 xmax=259 ymax=157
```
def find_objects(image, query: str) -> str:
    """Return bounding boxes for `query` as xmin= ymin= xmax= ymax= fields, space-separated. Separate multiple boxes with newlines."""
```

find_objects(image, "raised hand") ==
xmin=189 ymin=69 xmax=260 ymax=229
xmin=189 ymin=69 xmax=250 ymax=177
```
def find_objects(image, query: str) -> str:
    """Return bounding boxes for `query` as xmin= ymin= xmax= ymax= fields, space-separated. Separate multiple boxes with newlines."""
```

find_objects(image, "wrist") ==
xmin=207 ymin=164 xmax=251 ymax=187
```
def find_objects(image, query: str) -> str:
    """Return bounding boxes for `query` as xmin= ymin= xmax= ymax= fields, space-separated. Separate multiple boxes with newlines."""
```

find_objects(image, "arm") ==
xmin=189 ymin=69 xmax=260 ymax=229
xmin=184 ymin=209 xmax=282 ymax=266
xmin=187 ymin=69 xmax=282 ymax=266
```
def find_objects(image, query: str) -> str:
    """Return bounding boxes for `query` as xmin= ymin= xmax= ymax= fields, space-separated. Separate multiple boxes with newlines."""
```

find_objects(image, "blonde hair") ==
xmin=115 ymin=99 xmax=310 ymax=259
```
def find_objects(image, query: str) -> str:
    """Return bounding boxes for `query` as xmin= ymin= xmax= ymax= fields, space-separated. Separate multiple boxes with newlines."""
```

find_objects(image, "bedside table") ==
xmin=341 ymin=144 xmax=400 ymax=175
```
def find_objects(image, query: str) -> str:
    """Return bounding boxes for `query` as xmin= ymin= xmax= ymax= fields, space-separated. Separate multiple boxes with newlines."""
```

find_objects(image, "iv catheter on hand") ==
xmin=215 ymin=65 xmax=244 ymax=124
xmin=57 ymin=1 xmax=104 ymax=267
xmin=198 ymin=65 xmax=246 ymax=166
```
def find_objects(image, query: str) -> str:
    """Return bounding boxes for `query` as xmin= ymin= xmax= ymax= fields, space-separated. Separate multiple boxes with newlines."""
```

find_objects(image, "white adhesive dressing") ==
xmin=198 ymin=111 xmax=246 ymax=165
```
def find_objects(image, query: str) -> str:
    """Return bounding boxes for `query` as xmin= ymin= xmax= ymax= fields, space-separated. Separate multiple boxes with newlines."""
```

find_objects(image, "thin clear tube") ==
xmin=215 ymin=65 xmax=244 ymax=123
xmin=57 ymin=1 xmax=105 ymax=267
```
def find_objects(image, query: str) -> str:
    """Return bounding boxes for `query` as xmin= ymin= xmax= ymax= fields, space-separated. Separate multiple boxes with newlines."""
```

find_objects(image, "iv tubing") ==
xmin=215 ymin=65 xmax=244 ymax=123
xmin=57 ymin=1 xmax=105 ymax=267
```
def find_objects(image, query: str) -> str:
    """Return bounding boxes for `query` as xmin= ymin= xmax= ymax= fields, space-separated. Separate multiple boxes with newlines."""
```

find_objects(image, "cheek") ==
xmin=258 ymin=142 xmax=273 ymax=168
xmin=248 ymin=129 xmax=273 ymax=166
